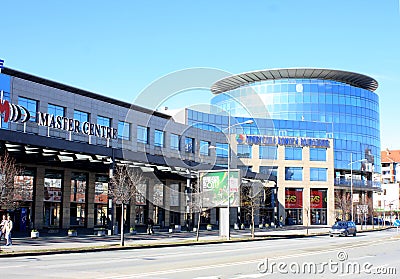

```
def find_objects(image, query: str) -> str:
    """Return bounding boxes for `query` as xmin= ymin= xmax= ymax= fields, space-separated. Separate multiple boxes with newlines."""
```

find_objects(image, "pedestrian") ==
xmin=147 ymin=218 xmax=154 ymax=235
xmin=5 ymin=215 xmax=13 ymax=246
xmin=0 ymin=215 xmax=6 ymax=241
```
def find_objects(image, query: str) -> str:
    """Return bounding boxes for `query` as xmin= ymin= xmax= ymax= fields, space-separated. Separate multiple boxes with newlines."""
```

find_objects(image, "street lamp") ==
xmin=209 ymin=116 xmax=253 ymax=240
xmin=348 ymin=153 xmax=367 ymax=221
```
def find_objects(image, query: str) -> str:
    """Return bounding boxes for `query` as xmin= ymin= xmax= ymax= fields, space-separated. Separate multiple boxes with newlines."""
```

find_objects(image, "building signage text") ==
xmin=238 ymin=134 xmax=330 ymax=148
xmin=37 ymin=112 xmax=117 ymax=140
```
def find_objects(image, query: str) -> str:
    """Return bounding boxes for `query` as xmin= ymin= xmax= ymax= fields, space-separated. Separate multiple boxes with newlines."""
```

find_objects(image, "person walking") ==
xmin=147 ymin=218 xmax=154 ymax=235
xmin=5 ymin=215 xmax=13 ymax=246
xmin=0 ymin=215 xmax=6 ymax=242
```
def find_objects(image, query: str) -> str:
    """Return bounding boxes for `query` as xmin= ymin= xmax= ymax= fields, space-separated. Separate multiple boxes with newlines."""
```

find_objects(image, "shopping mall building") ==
xmin=0 ymin=67 xmax=381 ymax=233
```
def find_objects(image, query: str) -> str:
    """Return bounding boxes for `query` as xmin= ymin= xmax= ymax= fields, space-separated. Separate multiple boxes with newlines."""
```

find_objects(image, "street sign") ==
xmin=393 ymin=219 xmax=400 ymax=227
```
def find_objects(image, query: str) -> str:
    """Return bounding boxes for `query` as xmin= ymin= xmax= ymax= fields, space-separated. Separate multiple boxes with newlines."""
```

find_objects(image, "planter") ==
xmin=97 ymin=230 xmax=106 ymax=237
xmin=259 ymin=224 xmax=264 ymax=229
xmin=130 ymin=230 xmax=137 ymax=235
xmin=234 ymin=223 xmax=239 ymax=230
xmin=68 ymin=231 xmax=77 ymax=237
xmin=174 ymin=225 xmax=181 ymax=232
xmin=207 ymin=225 xmax=212 ymax=231
xmin=240 ymin=224 xmax=245 ymax=230
xmin=31 ymin=231 xmax=39 ymax=238
xmin=169 ymin=228 xmax=174 ymax=233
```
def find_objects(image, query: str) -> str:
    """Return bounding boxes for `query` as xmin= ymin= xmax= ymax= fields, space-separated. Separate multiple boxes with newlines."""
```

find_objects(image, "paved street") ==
xmin=0 ymin=227 xmax=398 ymax=278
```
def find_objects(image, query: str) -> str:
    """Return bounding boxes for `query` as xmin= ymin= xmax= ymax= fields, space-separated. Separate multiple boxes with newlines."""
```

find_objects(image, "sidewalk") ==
xmin=0 ymin=225 xmax=388 ymax=257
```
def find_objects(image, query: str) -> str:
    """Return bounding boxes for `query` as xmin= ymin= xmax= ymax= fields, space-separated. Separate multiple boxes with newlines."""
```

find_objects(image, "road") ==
xmin=0 ymin=229 xmax=399 ymax=279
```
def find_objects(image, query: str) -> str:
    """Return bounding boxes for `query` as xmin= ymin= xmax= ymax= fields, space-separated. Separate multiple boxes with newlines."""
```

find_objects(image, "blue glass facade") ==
xmin=209 ymin=78 xmax=381 ymax=173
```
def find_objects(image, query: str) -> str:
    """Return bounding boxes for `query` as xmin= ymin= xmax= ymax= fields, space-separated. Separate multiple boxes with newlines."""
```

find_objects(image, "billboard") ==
xmin=199 ymin=169 xmax=240 ymax=208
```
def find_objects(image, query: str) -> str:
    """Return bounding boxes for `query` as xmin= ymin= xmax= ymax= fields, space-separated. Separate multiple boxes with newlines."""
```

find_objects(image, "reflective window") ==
xmin=200 ymin=140 xmax=210 ymax=156
xmin=310 ymin=148 xmax=327 ymax=161
xmin=137 ymin=125 xmax=149 ymax=144
xmin=259 ymin=166 xmax=278 ymax=178
xmin=118 ymin=121 xmax=130 ymax=140
xmin=170 ymin=134 xmax=179 ymax=150
xmin=97 ymin=115 xmax=111 ymax=127
xmin=259 ymin=146 xmax=277 ymax=160
xmin=48 ymin=104 xmax=65 ymax=117
xmin=237 ymin=144 xmax=252 ymax=158
xmin=285 ymin=167 xmax=303 ymax=181
xmin=285 ymin=147 xmax=302 ymax=160
xmin=18 ymin=96 xmax=37 ymax=122
xmin=310 ymin=168 xmax=327 ymax=181
xmin=185 ymin=137 xmax=195 ymax=153
xmin=216 ymin=142 xmax=228 ymax=158
xmin=74 ymin=110 xmax=89 ymax=123
xmin=154 ymin=129 xmax=164 ymax=147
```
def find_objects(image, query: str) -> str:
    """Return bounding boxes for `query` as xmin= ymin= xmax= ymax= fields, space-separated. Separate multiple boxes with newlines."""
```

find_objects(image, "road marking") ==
xmin=103 ymin=237 xmax=400 ymax=278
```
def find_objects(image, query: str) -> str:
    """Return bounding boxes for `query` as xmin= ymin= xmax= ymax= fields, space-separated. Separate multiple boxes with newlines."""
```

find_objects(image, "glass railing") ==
xmin=334 ymin=178 xmax=381 ymax=188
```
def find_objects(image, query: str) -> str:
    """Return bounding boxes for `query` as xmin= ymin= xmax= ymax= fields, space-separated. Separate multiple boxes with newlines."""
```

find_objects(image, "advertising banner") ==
xmin=199 ymin=169 xmax=240 ymax=208
xmin=285 ymin=188 xmax=303 ymax=209
xmin=310 ymin=189 xmax=327 ymax=209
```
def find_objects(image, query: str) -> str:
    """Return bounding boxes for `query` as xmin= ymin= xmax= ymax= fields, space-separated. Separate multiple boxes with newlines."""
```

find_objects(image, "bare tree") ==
xmin=0 ymin=152 xmax=23 ymax=210
xmin=241 ymin=181 xmax=270 ymax=239
xmin=334 ymin=191 xmax=351 ymax=221
xmin=108 ymin=164 xmax=145 ymax=246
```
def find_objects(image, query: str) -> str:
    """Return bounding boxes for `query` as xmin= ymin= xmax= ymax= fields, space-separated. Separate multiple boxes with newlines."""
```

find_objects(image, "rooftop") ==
xmin=211 ymin=68 xmax=378 ymax=94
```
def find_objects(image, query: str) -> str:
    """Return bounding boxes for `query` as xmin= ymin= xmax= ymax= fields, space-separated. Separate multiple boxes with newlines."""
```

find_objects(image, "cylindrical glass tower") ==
xmin=211 ymin=68 xmax=380 ymax=176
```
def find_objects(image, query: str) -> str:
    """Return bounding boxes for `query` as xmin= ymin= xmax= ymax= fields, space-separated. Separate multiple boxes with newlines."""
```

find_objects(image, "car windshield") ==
xmin=332 ymin=222 xmax=347 ymax=228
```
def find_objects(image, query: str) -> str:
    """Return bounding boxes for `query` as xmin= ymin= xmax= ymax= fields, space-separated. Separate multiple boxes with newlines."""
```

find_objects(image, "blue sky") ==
xmin=1 ymin=0 xmax=400 ymax=149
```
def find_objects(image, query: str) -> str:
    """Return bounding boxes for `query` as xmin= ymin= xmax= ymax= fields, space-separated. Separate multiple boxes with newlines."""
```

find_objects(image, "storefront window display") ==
xmin=310 ymin=189 xmax=327 ymax=225
xmin=43 ymin=170 xmax=63 ymax=228
xmin=13 ymin=169 xmax=35 ymax=231
xmin=285 ymin=188 xmax=303 ymax=225
xmin=94 ymin=174 xmax=108 ymax=227
xmin=70 ymin=173 xmax=87 ymax=226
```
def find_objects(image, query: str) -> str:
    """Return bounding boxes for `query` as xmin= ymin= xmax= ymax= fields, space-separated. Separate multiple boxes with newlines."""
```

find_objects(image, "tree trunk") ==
xmin=120 ymin=203 xmax=125 ymax=246
xmin=196 ymin=210 xmax=201 ymax=241
xmin=251 ymin=204 xmax=255 ymax=239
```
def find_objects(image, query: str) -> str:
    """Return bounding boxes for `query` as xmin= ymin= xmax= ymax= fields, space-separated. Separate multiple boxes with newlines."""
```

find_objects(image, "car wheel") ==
xmin=330 ymin=234 xmax=333 ymax=237
xmin=344 ymin=231 xmax=348 ymax=237
xmin=353 ymin=232 xmax=356 ymax=237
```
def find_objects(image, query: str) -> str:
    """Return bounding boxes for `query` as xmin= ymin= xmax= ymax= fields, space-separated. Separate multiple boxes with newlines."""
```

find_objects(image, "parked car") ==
xmin=329 ymin=221 xmax=357 ymax=237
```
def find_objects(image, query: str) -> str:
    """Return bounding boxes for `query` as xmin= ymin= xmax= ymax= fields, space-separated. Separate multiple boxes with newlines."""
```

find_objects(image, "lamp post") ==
xmin=210 ymin=116 xmax=253 ymax=240
xmin=349 ymin=153 xmax=367 ymax=221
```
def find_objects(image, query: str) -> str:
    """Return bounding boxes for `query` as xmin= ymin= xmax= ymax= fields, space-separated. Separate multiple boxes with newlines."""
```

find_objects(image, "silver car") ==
xmin=329 ymin=221 xmax=357 ymax=237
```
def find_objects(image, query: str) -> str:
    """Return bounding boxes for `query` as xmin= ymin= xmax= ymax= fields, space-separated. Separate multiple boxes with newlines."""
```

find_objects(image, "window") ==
xmin=18 ymin=97 xmax=37 ymax=122
xmin=285 ymin=147 xmax=302 ymax=160
xmin=48 ymin=104 xmax=65 ymax=117
xmin=118 ymin=121 xmax=131 ymax=140
xmin=310 ymin=168 xmax=327 ymax=181
xmin=170 ymin=134 xmax=179 ymax=150
xmin=137 ymin=125 xmax=149 ymax=144
xmin=97 ymin=115 xmax=111 ymax=127
xmin=200 ymin=140 xmax=210 ymax=156
xmin=1 ymin=91 xmax=10 ymax=128
xmin=310 ymin=148 xmax=327 ymax=161
xmin=185 ymin=137 xmax=195 ymax=153
xmin=259 ymin=146 xmax=277 ymax=160
xmin=237 ymin=144 xmax=252 ymax=158
xmin=216 ymin=142 xmax=228 ymax=158
xmin=74 ymin=110 xmax=89 ymax=123
xmin=259 ymin=166 xmax=278 ymax=178
xmin=285 ymin=167 xmax=303 ymax=181
xmin=154 ymin=129 xmax=165 ymax=147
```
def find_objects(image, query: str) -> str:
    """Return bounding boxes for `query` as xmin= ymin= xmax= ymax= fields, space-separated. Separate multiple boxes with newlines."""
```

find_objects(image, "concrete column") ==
xmin=62 ymin=170 xmax=72 ymax=229
xmin=34 ymin=168 xmax=45 ymax=229
xmin=87 ymin=172 xmax=96 ymax=228
xmin=164 ymin=182 xmax=170 ymax=227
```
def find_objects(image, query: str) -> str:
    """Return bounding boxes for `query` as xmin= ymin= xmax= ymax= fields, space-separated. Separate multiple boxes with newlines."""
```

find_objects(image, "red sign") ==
xmin=310 ymin=190 xmax=327 ymax=209
xmin=285 ymin=189 xmax=303 ymax=208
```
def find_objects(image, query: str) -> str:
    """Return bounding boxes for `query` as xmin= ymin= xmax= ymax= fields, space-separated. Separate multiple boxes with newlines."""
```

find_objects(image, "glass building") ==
xmin=187 ymin=68 xmax=380 ymax=224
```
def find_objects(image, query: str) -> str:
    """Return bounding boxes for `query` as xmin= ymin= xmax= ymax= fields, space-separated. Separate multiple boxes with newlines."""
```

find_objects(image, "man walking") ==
xmin=5 ymin=215 xmax=13 ymax=246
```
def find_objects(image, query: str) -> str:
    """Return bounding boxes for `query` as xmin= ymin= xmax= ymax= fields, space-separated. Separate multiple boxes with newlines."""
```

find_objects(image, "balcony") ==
xmin=334 ymin=178 xmax=381 ymax=189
